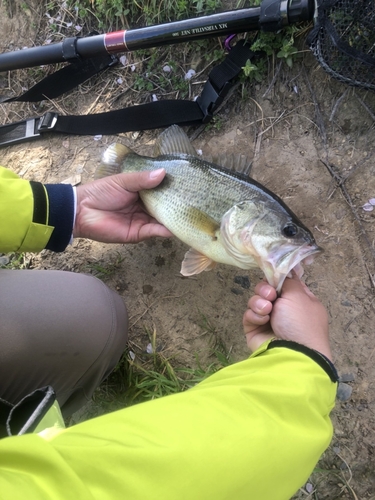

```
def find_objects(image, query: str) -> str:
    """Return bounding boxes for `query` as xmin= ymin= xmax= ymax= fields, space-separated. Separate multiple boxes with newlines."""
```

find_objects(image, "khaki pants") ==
xmin=0 ymin=270 xmax=128 ymax=416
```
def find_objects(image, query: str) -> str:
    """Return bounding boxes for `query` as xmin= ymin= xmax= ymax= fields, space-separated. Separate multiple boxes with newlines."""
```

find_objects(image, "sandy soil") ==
xmin=1 ymin=1 xmax=375 ymax=497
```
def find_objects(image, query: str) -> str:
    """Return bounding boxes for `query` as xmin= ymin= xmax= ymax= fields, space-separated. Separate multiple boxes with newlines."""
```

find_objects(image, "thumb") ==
xmin=281 ymin=274 xmax=318 ymax=300
xmin=112 ymin=169 xmax=166 ymax=192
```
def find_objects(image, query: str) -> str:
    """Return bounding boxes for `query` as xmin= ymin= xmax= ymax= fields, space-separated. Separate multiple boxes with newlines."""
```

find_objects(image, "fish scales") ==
xmin=122 ymin=153 xmax=292 ymax=223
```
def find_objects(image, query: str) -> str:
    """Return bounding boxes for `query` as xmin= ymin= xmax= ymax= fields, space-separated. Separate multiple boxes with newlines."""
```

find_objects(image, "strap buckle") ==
xmin=0 ymin=112 xmax=58 ymax=147
xmin=196 ymin=79 xmax=232 ymax=124
xmin=38 ymin=112 xmax=58 ymax=132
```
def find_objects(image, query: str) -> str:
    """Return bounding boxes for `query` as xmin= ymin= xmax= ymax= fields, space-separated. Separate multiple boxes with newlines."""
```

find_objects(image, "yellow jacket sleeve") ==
xmin=0 ymin=341 xmax=337 ymax=500
xmin=0 ymin=166 xmax=75 ymax=252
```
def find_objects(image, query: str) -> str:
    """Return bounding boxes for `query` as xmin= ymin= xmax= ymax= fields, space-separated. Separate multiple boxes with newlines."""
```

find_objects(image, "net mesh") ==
xmin=307 ymin=0 xmax=375 ymax=90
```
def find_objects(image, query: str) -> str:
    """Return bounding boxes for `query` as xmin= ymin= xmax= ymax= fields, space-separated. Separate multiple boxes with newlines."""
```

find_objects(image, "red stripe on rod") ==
xmin=104 ymin=31 xmax=128 ymax=52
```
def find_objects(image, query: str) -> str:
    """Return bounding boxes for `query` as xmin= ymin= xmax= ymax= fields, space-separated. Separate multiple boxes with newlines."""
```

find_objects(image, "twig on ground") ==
xmin=364 ymin=261 xmax=375 ymax=290
xmin=329 ymin=88 xmax=349 ymax=122
xmin=320 ymin=159 xmax=375 ymax=262
xmin=354 ymin=93 xmax=375 ymax=122
xmin=335 ymin=452 xmax=359 ymax=500
xmin=327 ymin=149 xmax=375 ymax=200
xmin=303 ymin=67 xmax=328 ymax=157
xmin=262 ymin=60 xmax=283 ymax=98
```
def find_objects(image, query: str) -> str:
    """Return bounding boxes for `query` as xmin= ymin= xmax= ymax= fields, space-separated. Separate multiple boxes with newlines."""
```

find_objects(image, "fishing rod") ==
xmin=0 ymin=0 xmax=313 ymax=72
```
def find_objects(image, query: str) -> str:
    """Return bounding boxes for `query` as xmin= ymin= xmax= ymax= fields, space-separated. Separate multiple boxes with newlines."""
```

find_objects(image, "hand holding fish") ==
xmin=73 ymin=169 xmax=173 ymax=243
xmin=243 ymin=275 xmax=332 ymax=361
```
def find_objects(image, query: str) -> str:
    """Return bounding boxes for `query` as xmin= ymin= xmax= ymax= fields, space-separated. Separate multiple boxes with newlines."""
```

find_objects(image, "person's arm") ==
xmin=0 ymin=166 xmax=74 ymax=253
xmin=0 ymin=341 xmax=337 ymax=500
xmin=0 ymin=166 xmax=171 ymax=254
xmin=0 ymin=276 xmax=337 ymax=500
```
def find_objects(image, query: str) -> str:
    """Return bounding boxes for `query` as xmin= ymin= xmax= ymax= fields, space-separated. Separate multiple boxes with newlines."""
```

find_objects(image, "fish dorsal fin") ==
xmin=181 ymin=248 xmax=217 ymax=276
xmin=154 ymin=125 xmax=197 ymax=156
xmin=206 ymin=153 xmax=252 ymax=177
xmin=95 ymin=143 xmax=134 ymax=179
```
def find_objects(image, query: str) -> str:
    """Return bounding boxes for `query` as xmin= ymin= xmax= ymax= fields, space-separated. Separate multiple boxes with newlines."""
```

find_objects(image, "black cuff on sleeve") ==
xmin=267 ymin=340 xmax=339 ymax=383
xmin=44 ymin=184 xmax=75 ymax=252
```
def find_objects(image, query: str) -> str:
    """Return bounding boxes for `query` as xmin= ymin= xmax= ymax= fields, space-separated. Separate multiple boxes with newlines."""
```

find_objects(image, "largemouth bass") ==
xmin=95 ymin=125 xmax=321 ymax=291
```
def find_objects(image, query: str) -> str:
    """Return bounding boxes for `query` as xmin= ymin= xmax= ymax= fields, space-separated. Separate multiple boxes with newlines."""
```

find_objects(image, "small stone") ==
xmin=234 ymin=275 xmax=251 ymax=289
xmin=231 ymin=287 xmax=244 ymax=296
xmin=355 ymin=285 xmax=367 ymax=299
xmin=337 ymin=382 xmax=352 ymax=402
xmin=340 ymin=300 xmax=352 ymax=307
xmin=339 ymin=373 xmax=356 ymax=383
xmin=142 ymin=284 xmax=153 ymax=294
xmin=0 ymin=256 xmax=10 ymax=266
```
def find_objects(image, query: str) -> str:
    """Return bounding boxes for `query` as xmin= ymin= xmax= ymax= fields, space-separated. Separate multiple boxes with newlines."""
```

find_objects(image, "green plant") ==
xmin=0 ymin=253 xmax=29 ymax=269
xmin=65 ymin=0 xmax=222 ymax=30
xmin=237 ymin=23 xmax=304 ymax=82
xmin=85 ymin=252 xmax=125 ymax=280
xmin=276 ymin=38 xmax=298 ymax=68
xmin=82 ymin=321 xmax=232 ymax=418
xmin=241 ymin=59 xmax=263 ymax=82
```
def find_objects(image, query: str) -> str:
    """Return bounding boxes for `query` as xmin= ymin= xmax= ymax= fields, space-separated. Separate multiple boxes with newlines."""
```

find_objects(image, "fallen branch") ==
xmin=320 ymin=159 xmax=375 ymax=262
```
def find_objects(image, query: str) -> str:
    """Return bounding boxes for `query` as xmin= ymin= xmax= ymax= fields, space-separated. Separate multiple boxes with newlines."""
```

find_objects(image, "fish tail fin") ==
xmin=94 ymin=143 xmax=133 ymax=179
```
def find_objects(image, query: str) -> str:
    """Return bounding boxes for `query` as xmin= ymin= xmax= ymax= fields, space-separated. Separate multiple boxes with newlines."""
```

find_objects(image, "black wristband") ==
xmin=44 ymin=184 xmax=75 ymax=252
xmin=267 ymin=339 xmax=339 ymax=383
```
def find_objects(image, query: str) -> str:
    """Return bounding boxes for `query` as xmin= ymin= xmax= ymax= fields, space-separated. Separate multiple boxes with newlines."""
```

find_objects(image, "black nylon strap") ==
xmin=0 ymin=53 xmax=118 ymax=103
xmin=209 ymin=40 xmax=254 ymax=90
xmin=0 ymin=40 xmax=254 ymax=145
xmin=53 ymin=99 xmax=205 ymax=135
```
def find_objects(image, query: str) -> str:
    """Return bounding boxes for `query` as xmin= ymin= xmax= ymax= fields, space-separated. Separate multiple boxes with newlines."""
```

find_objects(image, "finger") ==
xmin=281 ymin=275 xmax=318 ymax=300
xmin=137 ymin=223 xmax=173 ymax=241
xmin=248 ymin=295 xmax=273 ymax=316
xmin=243 ymin=308 xmax=271 ymax=334
xmin=112 ymin=169 xmax=166 ymax=193
xmin=253 ymin=281 xmax=277 ymax=301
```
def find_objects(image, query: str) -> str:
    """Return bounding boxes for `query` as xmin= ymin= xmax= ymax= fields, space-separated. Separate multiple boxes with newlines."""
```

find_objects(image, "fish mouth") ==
xmin=262 ymin=243 xmax=322 ymax=293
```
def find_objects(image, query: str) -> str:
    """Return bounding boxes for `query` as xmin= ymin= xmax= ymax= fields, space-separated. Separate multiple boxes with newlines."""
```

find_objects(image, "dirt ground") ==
xmin=1 ymin=1 xmax=375 ymax=498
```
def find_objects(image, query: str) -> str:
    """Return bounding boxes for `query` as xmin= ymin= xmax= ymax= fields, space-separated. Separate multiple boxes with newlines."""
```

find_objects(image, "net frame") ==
xmin=307 ymin=0 xmax=375 ymax=90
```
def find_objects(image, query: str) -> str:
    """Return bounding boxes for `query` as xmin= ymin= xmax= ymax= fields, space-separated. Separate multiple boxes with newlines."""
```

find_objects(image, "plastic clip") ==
xmin=196 ymin=79 xmax=232 ymax=124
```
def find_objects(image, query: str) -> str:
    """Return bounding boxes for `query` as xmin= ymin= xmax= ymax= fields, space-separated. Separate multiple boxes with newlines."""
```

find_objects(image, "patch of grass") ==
xmin=85 ymin=252 xmax=125 ymax=280
xmin=64 ymin=0 xmax=222 ymax=30
xmin=197 ymin=310 xmax=233 ymax=364
xmin=0 ymin=253 xmax=31 ymax=270
xmin=89 ymin=324 xmax=232 ymax=416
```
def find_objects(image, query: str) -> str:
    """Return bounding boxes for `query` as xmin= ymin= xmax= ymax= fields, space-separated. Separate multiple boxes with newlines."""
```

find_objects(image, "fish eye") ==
xmin=282 ymin=223 xmax=298 ymax=238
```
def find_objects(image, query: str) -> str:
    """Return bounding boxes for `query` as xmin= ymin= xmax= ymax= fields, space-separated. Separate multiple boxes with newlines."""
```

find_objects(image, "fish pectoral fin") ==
xmin=94 ymin=143 xmax=134 ymax=179
xmin=185 ymin=206 xmax=220 ymax=239
xmin=154 ymin=125 xmax=198 ymax=156
xmin=180 ymin=248 xmax=217 ymax=276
